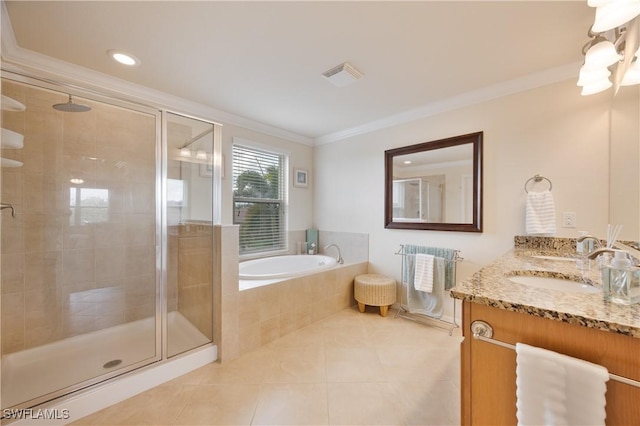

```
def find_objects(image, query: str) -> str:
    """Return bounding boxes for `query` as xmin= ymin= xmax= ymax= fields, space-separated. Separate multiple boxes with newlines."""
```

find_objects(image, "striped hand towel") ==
xmin=414 ymin=253 xmax=435 ymax=293
xmin=525 ymin=190 xmax=556 ymax=235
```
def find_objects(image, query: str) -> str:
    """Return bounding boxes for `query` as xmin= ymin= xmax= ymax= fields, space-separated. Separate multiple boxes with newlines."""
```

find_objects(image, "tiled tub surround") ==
xmin=287 ymin=230 xmax=369 ymax=263
xmin=450 ymin=236 xmax=640 ymax=337
xmin=238 ymin=262 xmax=368 ymax=356
xmin=213 ymin=225 xmax=368 ymax=362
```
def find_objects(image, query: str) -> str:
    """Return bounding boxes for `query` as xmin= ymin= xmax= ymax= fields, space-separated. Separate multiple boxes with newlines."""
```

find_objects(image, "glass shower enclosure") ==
xmin=165 ymin=112 xmax=215 ymax=358
xmin=0 ymin=73 xmax=215 ymax=412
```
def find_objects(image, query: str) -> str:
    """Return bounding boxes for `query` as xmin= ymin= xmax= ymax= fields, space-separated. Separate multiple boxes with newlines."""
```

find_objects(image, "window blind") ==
xmin=232 ymin=145 xmax=287 ymax=255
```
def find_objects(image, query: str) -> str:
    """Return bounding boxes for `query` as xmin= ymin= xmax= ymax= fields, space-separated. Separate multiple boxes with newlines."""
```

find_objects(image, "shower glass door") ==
xmin=1 ymin=76 xmax=160 ymax=410
xmin=165 ymin=112 xmax=214 ymax=357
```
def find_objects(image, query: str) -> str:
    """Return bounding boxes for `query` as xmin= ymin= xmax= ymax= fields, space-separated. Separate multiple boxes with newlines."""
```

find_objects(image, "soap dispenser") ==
xmin=602 ymin=250 xmax=640 ymax=305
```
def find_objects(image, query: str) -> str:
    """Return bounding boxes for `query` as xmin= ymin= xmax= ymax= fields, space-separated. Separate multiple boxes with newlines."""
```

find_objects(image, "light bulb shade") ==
xmin=581 ymin=78 xmax=613 ymax=95
xmin=179 ymin=148 xmax=192 ymax=157
xmin=584 ymin=39 xmax=622 ymax=68
xmin=196 ymin=150 xmax=208 ymax=160
xmin=592 ymin=0 xmax=640 ymax=32
xmin=588 ymin=0 xmax=612 ymax=7
xmin=577 ymin=65 xmax=612 ymax=86
xmin=620 ymin=60 xmax=640 ymax=86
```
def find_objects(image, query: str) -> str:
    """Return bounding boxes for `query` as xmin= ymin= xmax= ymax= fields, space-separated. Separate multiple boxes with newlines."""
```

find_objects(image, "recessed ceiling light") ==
xmin=403 ymin=160 xmax=412 ymax=165
xmin=107 ymin=49 xmax=140 ymax=66
xmin=70 ymin=178 xmax=84 ymax=185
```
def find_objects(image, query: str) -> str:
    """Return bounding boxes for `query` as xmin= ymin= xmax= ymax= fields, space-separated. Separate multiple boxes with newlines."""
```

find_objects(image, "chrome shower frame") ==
xmin=0 ymin=68 xmax=165 ymax=412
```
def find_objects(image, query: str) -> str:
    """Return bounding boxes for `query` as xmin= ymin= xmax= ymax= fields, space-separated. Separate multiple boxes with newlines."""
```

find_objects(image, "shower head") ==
xmin=52 ymin=95 xmax=91 ymax=113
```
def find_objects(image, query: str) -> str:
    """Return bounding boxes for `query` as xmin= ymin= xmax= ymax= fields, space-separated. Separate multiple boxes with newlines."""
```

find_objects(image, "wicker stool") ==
xmin=354 ymin=274 xmax=397 ymax=317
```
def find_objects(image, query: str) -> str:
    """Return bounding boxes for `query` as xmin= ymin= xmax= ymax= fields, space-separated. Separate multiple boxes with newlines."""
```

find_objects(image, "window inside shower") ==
xmin=69 ymin=187 xmax=110 ymax=225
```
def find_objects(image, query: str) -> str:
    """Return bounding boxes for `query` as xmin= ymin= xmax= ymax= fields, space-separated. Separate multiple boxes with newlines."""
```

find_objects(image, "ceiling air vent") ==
xmin=322 ymin=62 xmax=363 ymax=87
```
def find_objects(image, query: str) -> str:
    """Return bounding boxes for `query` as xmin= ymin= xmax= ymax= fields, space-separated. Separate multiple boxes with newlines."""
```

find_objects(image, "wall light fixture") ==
xmin=578 ymin=0 xmax=640 ymax=95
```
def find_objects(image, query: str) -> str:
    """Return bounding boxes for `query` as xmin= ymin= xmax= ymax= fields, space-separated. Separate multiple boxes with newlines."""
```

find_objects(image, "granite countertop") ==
xmin=450 ymin=236 xmax=640 ymax=338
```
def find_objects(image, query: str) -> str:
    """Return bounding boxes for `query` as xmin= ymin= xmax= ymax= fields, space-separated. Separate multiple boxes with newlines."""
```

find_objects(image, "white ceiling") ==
xmin=2 ymin=1 xmax=594 ymax=145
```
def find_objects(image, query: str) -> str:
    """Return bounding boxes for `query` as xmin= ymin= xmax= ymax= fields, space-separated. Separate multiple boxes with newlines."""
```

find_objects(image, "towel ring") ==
xmin=524 ymin=174 xmax=552 ymax=193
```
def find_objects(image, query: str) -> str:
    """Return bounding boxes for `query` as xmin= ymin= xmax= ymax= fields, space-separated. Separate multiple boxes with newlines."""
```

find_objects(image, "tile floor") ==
xmin=72 ymin=306 xmax=463 ymax=425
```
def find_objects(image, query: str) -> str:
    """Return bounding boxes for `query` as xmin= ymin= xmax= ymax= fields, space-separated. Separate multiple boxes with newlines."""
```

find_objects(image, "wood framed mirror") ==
xmin=384 ymin=131 xmax=483 ymax=232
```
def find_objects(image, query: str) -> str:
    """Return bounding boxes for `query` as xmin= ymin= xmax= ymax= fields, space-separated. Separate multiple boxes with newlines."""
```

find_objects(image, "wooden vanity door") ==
xmin=461 ymin=302 xmax=517 ymax=424
xmin=460 ymin=301 xmax=640 ymax=425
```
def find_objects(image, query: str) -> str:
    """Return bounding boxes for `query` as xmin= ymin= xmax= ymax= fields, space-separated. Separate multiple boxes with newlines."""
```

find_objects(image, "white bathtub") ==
xmin=239 ymin=254 xmax=337 ymax=280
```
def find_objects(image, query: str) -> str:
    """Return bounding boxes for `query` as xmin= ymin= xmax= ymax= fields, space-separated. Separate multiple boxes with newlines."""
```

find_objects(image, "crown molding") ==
xmin=0 ymin=2 xmax=313 ymax=146
xmin=1 ymin=0 xmax=579 ymax=149
xmin=313 ymin=62 xmax=582 ymax=146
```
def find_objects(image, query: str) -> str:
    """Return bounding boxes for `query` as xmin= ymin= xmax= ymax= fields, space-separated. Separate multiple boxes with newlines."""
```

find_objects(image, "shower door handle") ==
xmin=0 ymin=203 xmax=15 ymax=217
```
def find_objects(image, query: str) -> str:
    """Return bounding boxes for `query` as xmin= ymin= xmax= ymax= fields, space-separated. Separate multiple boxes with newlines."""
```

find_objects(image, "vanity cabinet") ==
xmin=461 ymin=301 xmax=640 ymax=425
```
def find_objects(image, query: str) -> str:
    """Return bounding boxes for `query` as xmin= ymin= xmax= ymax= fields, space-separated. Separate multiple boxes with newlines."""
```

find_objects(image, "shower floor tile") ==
xmin=72 ymin=305 xmax=462 ymax=426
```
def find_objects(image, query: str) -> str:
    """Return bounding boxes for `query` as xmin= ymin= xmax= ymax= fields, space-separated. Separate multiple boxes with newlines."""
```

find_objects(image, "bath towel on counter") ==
xmin=515 ymin=343 xmax=609 ymax=426
xmin=525 ymin=190 xmax=556 ymax=234
xmin=406 ymin=256 xmax=445 ymax=318
xmin=414 ymin=253 xmax=435 ymax=293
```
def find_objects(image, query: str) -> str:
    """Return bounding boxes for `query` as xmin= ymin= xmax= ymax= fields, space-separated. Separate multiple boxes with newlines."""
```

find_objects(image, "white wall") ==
xmin=313 ymin=80 xmax=612 ymax=288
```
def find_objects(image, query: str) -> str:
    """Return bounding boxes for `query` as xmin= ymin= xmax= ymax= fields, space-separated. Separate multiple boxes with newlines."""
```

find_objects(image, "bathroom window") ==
xmin=69 ymin=187 xmax=109 ymax=226
xmin=166 ymin=178 xmax=185 ymax=226
xmin=232 ymin=144 xmax=287 ymax=255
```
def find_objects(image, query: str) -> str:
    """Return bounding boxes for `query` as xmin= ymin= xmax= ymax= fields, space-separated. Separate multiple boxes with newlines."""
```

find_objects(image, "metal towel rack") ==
xmin=471 ymin=320 xmax=640 ymax=389
xmin=394 ymin=244 xmax=464 ymax=263
xmin=394 ymin=245 xmax=462 ymax=335
xmin=524 ymin=174 xmax=552 ymax=193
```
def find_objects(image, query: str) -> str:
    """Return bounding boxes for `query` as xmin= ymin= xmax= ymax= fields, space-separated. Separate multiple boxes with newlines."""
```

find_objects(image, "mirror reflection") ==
xmin=392 ymin=144 xmax=473 ymax=223
xmin=385 ymin=132 xmax=482 ymax=232
xmin=610 ymin=85 xmax=640 ymax=245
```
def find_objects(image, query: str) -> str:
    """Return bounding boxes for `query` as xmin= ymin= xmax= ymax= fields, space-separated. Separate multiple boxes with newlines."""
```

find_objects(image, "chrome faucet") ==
xmin=576 ymin=234 xmax=603 ymax=251
xmin=324 ymin=244 xmax=344 ymax=264
xmin=586 ymin=247 xmax=640 ymax=267
xmin=586 ymin=247 xmax=616 ymax=260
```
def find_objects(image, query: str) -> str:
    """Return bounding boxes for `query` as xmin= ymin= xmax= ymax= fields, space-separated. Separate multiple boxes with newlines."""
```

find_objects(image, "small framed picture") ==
xmin=293 ymin=168 xmax=308 ymax=188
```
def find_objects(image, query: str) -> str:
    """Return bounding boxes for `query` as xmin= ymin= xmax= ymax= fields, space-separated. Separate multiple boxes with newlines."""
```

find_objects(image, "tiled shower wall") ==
xmin=168 ymin=223 xmax=213 ymax=340
xmin=1 ymin=80 xmax=157 ymax=355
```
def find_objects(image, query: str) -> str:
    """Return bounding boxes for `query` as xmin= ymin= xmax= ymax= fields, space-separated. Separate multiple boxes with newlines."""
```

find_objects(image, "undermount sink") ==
xmin=530 ymin=255 xmax=577 ymax=262
xmin=508 ymin=275 xmax=599 ymax=294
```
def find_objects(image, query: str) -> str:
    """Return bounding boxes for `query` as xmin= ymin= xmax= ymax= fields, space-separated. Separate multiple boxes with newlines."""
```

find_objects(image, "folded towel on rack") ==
xmin=407 ymin=256 xmax=445 ymax=318
xmin=525 ymin=190 xmax=556 ymax=234
xmin=414 ymin=253 xmax=435 ymax=293
xmin=403 ymin=245 xmax=457 ymax=290
xmin=516 ymin=343 xmax=609 ymax=426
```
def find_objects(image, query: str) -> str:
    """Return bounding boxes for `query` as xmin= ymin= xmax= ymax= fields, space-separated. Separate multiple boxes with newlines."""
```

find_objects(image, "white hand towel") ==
xmin=525 ymin=190 xmax=557 ymax=234
xmin=516 ymin=343 xmax=609 ymax=426
xmin=414 ymin=253 xmax=435 ymax=293
xmin=407 ymin=257 xmax=445 ymax=318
